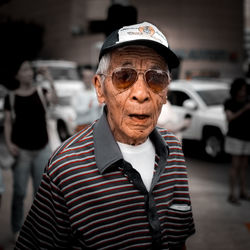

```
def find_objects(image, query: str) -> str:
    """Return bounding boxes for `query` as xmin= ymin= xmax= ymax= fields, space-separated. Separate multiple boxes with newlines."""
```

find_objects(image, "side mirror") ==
xmin=183 ymin=99 xmax=197 ymax=110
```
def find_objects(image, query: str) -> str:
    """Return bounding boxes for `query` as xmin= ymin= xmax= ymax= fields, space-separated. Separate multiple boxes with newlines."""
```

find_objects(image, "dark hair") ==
xmin=0 ymin=19 xmax=43 ymax=90
xmin=0 ymin=58 xmax=25 ymax=90
xmin=229 ymin=78 xmax=247 ymax=99
xmin=82 ymin=64 xmax=93 ymax=71
xmin=77 ymin=64 xmax=94 ymax=77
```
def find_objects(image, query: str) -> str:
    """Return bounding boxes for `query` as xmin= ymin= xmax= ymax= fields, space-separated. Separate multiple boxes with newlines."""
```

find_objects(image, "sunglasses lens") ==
xmin=112 ymin=68 xmax=137 ymax=90
xmin=146 ymin=70 xmax=169 ymax=92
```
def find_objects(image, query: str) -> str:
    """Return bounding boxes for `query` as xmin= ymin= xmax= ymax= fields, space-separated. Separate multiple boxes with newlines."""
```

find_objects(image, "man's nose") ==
xmin=130 ymin=73 xmax=150 ymax=102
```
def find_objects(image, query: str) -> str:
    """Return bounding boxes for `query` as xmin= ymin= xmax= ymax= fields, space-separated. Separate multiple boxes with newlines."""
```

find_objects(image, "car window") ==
xmin=34 ymin=66 xmax=80 ymax=81
xmin=197 ymin=89 xmax=229 ymax=106
xmin=47 ymin=67 xmax=80 ymax=81
xmin=168 ymin=90 xmax=190 ymax=106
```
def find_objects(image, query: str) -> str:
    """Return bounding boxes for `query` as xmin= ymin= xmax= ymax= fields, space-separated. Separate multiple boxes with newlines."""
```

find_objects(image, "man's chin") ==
xmin=124 ymin=126 xmax=153 ymax=145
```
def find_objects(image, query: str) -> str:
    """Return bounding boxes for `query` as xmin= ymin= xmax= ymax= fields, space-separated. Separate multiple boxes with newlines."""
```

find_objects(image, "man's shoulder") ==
xmin=156 ymin=127 xmax=185 ymax=163
xmin=47 ymin=123 xmax=96 ymax=177
xmin=157 ymin=127 xmax=181 ymax=144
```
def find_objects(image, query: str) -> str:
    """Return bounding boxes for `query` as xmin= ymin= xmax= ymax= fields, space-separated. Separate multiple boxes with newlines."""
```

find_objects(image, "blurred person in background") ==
xmin=73 ymin=65 xmax=102 ymax=132
xmin=15 ymin=22 xmax=194 ymax=250
xmin=3 ymin=59 xmax=57 ymax=241
xmin=224 ymin=78 xmax=250 ymax=205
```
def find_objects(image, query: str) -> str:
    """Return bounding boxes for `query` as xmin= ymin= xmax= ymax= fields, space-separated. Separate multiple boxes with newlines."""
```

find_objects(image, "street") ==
xmin=0 ymin=124 xmax=250 ymax=250
xmin=186 ymin=155 xmax=250 ymax=250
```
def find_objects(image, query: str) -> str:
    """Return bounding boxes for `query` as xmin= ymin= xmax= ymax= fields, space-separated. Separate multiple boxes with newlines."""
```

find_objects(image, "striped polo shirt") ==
xmin=15 ymin=109 xmax=195 ymax=250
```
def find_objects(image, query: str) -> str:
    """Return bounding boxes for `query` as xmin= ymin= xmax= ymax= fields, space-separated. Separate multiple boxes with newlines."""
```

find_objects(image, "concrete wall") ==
xmin=0 ymin=0 xmax=245 ymax=79
xmin=131 ymin=0 xmax=244 ymax=79
xmin=244 ymin=0 xmax=250 ymax=69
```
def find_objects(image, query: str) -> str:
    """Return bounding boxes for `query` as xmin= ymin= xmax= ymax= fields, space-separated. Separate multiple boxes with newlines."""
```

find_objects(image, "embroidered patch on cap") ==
xmin=117 ymin=22 xmax=169 ymax=48
xmin=99 ymin=21 xmax=180 ymax=69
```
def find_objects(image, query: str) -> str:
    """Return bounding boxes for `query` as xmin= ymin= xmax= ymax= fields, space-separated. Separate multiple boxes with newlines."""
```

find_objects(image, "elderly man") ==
xmin=15 ymin=22 xmax=195 ymax=250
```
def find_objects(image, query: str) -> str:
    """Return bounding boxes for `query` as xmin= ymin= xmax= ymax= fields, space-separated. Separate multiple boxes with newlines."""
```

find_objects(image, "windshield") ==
xmin=46 ymin=67 xmax=80 ymax=81
xmin=197 ymin=88 xmax=229 ymax=106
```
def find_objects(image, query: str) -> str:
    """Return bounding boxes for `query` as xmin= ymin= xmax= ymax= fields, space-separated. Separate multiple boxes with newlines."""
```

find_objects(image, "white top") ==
xmin=72 ymin=85 xmax=102 ymax=125
xmin=117 ymin=138 xmax=155 ymax=191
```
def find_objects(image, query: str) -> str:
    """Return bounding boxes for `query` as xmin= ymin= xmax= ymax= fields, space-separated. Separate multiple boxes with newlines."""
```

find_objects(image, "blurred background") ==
xmin=0 ymin=1 xmax=250 ymax=249
xmin=0 ymin=0 xmax=250 ymax=161
xmin=0 ymin=0 xmax=249 ymax=80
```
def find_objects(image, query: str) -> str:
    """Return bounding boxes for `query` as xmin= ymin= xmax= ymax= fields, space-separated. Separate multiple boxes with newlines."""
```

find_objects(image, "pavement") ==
xmin=0 ymin=131 xmax=250 ymax=249
xmin=186 ymin=156 xmax=250 ymax=250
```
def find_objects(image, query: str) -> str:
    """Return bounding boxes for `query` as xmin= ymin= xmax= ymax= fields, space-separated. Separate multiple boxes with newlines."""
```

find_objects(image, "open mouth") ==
xmin=129 ymin=114 xmax=150 ymax=120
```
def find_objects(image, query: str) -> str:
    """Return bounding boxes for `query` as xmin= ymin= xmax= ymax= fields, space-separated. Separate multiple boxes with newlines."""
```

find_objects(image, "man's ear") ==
xmin=163 ymin=94 xmax=167 ymax=104
xmin=162 ymin=88 xmax=168 ymax=104
xmin=94 ymin=75 xmax=105 ymax=104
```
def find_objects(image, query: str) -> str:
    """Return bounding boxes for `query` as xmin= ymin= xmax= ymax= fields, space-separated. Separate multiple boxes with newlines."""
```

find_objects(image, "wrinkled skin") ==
xmin=94 ymin=46 xmax=169 ymax=145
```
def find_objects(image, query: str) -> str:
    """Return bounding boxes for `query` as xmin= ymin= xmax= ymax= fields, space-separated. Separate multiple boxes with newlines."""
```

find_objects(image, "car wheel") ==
xmin=57 ymin=120 xmax=70 ymax=142
xmin=203 ymin=131 xmax=224 ymax=160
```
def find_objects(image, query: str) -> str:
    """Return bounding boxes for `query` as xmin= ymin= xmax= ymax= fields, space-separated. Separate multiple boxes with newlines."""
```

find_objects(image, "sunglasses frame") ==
xmin=100 ymin=67 xmax=170 ymax=93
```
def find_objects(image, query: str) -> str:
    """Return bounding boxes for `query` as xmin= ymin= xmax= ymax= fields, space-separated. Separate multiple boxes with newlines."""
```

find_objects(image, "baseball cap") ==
xmin=99 ymin=22 xmax=179 ymax=69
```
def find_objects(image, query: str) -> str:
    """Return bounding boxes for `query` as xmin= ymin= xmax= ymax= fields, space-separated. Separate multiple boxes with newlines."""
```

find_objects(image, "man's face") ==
xmin=94 ymin=46 xmax=169 ymax=145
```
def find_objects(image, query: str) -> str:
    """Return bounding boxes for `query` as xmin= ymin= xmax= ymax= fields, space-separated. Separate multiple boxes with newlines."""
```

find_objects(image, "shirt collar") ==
xmin=93 ymin=106 xmax=169 ymax=174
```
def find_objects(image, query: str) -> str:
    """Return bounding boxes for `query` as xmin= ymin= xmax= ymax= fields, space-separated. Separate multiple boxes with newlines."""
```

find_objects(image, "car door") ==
xmin=168 ymin=89 xmax=202 ymax=140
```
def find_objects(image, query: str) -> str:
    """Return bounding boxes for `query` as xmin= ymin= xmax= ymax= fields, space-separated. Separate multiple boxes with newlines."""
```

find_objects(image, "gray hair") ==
xmin=96 ymin=53 xmax=111 ymax=84
xmin=96 ymin=53 xmax=111 ymax=75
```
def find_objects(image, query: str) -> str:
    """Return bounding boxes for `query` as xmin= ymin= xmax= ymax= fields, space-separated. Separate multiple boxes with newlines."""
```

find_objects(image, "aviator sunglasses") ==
xmin=101 ymin=67 xmax=170 ymax=93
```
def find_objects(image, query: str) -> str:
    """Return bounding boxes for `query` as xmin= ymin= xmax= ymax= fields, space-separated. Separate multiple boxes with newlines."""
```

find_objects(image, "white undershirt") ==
xmin=117 ymin=138 xmax=155 ymax=191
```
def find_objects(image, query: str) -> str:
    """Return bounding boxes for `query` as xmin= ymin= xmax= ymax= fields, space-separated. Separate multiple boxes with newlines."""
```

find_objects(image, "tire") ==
xmin=203 ymin=129 xmax=224 ymax=161
xmin=57 ymin=120 xmax=70 ymax=142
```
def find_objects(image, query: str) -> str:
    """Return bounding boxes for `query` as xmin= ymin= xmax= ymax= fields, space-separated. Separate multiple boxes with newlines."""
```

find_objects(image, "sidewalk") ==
xmin=186 ymin=157 xmax=250 ymax=250
xmin=0 ymin=168 xmax=32 ymax=250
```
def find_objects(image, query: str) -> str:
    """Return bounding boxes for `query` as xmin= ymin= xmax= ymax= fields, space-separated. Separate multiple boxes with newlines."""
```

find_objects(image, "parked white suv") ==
xmin=168 ymin=79 xmax=230 ymax=159
xmin=32 ymin=60 xmax=82 ymax=141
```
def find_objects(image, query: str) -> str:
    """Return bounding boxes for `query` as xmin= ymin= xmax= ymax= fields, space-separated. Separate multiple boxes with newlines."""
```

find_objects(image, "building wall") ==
xmin=0 ymin=0 xmax=108 ymax=64
xmin=244 ymin=0 xmax=250 ymax=74
xmin=131 ymin=0 xmax=244 ymax=79
xmin=0 ymin=0 xmax=245 ymax=79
